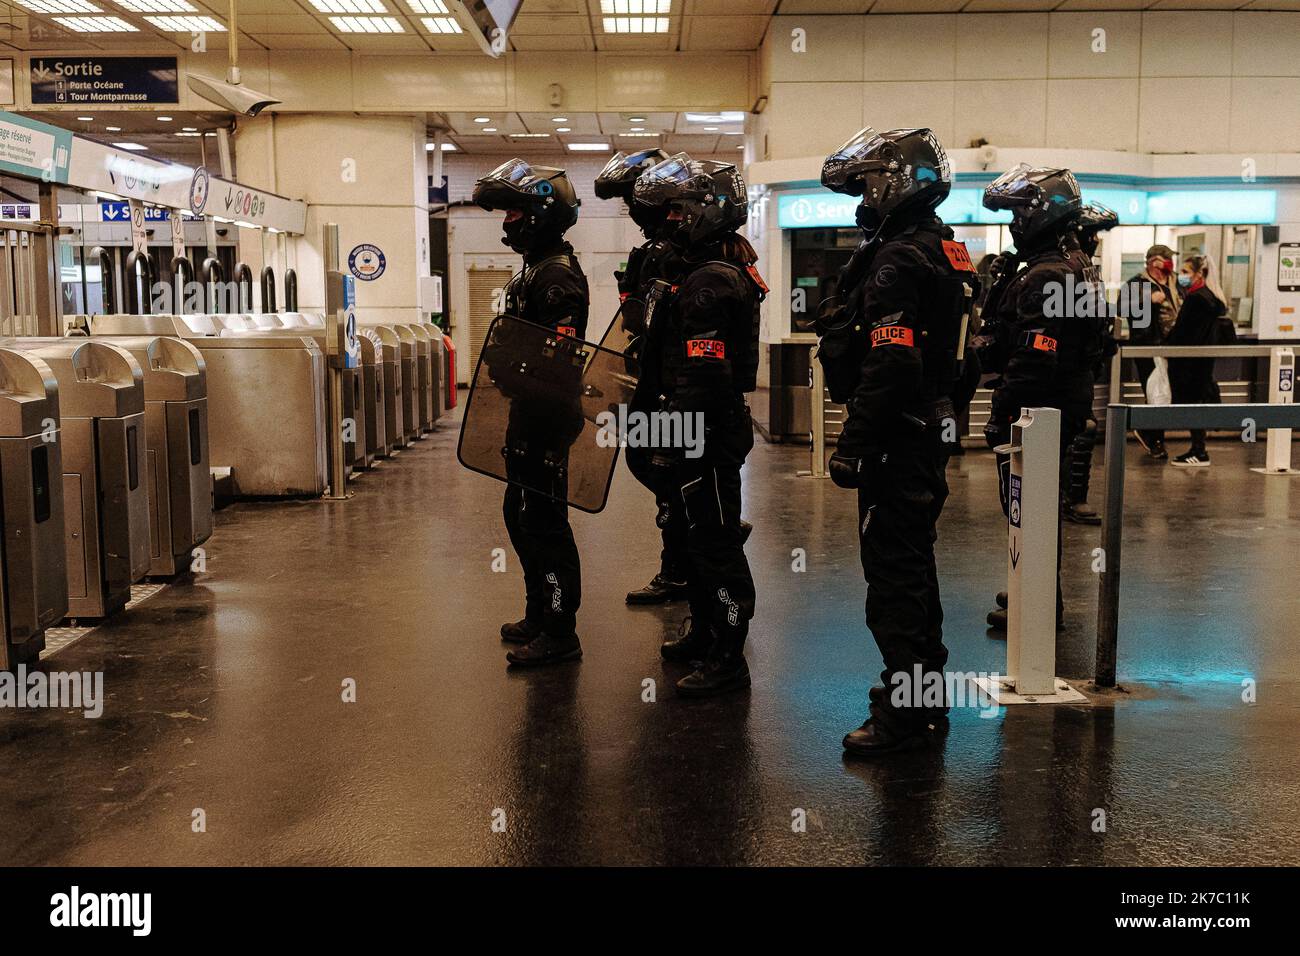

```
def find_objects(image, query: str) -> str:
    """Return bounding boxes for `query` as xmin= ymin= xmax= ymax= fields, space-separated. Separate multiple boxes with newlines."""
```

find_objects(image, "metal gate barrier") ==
xmin=0 ymin=224 xmax=44 ymax=337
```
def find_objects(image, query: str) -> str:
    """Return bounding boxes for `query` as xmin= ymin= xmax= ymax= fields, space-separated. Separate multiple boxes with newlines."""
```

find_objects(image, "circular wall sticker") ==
xmin=189 ymin=167 xmax=210 ymax=217
xmin=348 ymin=243 xmax=386 ymax=281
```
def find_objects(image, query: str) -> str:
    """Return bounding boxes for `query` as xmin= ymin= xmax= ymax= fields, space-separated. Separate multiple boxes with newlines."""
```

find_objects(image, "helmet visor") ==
xmin=826 ymin=127 xmax=887 ymax=168
xmin=983 ymin=163 xmax=1040 ymax=209
xmin=474 ymin=158 xmax=550 ymax=209
xmin=633 ymin=153 xmax=694 ymax=207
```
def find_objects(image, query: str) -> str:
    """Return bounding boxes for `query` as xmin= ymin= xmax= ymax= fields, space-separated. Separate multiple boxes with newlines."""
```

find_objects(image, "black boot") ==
xmin=506 ymin=631 xmax=582 ymax=667
xmin=626 ymin=573 xmax=688 ymax=605
xmin=1064 ymin=502 xmax=1101 ymax=526
xmin=500 ymin=617 xmax=541 ymax=644
xmin=842 ymin=716 xmax=946 ymax=757
xmin=660 ymin=617 xmax=713 ymax=663
xmin=676 ymin=633 xmax=750 ymax=698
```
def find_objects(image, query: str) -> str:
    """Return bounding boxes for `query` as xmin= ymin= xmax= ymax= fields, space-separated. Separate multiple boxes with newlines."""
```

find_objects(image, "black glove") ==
xmin=829 ymin=449 xmax=884 ymax=491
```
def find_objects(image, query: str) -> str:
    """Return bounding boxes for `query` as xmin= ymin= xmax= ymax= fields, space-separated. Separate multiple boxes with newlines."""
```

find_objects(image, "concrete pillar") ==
xmin=233 ymin=113 xmax=430 ymax=324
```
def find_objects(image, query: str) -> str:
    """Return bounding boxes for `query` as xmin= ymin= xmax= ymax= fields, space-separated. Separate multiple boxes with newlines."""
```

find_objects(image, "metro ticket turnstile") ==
xmin=3 ymin=339 xmax=150 ymax=619
xmin=0 ymin=348 xmax=67 ymax=667
xmin=87 ymin=314 xmax=328 ymax=498
xmin=357 ymin=330 xmax=390 ymax=460
xmin=392 ymin=324 xmax=421 ymax=444
xmin=367 ymin=325 xmax=407 ymax=451
xmin=83 ymin=336 xmax=212 ymax=577
xmin=406 ymin=324 xmax=437 ymax=433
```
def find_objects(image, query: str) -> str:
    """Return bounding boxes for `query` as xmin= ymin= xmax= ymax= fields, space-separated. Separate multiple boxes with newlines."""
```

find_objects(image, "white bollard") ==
xmin=1257 ymin=348 xmax=1297 ymax=476
xmin=976 ymin=406 xmax=1086 ymax=705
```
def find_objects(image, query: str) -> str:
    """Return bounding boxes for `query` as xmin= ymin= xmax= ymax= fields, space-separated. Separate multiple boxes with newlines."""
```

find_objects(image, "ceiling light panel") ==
xmin=16 ymin=0 xmax=102 ymax=13
xmin=601 ymin=0 xmax=669 ymax=33
xmin=329 ymin=15 xmax=404 ymax=33
xmin=114 ymin=0 xmax=196 ymax=11
xmin=143 ymin=14 xmax=225 ymax=30
xmin=311 ymin=0 xmax=387 ymax=12
xmin=53 ymin=15 xmax=137 ymax=30
xmin=421 ymin=16 xmax=461 ymax=33
xmin=405 ymin=0 xmax=449 ymax=11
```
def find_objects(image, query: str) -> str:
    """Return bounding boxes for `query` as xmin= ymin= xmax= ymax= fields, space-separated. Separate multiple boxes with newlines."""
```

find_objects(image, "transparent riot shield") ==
xmin=457 ymin=315 xmax=638 ymax=513
xmin=597 ymin=297 xmax=646 ymax=362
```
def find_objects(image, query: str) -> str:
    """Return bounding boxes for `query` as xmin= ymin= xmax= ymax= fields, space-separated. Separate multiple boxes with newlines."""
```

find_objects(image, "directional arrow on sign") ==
xmin=32 ymin=62 xmax=52 ymax=81
xmin=1010 ymin=539 xmax=1021 ymax=570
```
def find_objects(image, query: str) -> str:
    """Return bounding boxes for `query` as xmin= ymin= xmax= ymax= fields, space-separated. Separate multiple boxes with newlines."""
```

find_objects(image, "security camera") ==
xmin=187 ymin=74 xmax=280 ymax=117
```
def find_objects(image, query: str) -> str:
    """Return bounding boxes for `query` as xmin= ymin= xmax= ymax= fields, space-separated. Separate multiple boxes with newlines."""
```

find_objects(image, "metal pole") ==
xmin=1108 ymin=346 xmax=1123 ymax=407
xmin=323 ymin=222 xmax=349 ymax=500
xmin=808 ymin=345 xmax=827 ymax=479
xmin=1095 ymin=403 xmax=1129 ymax=688
xmin=32 ymin=182 xmax=61 ymax=336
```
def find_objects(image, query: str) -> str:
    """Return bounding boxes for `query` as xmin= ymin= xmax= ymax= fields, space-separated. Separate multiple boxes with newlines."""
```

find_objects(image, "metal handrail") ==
xmin=1096 ymin=400 xmax=1300 ymax=688
xmin=1109 ymin=343 xmax=1281 ymax=405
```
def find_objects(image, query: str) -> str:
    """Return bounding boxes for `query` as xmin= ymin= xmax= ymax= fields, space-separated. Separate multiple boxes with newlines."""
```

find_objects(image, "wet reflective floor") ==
xmin=2 ymin=420 xmax=1297 ymax=866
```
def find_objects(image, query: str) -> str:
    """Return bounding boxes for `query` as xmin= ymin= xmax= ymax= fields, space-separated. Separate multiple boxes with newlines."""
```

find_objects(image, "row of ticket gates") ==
xmin=0 ymin=310 xmax=454 ymax=670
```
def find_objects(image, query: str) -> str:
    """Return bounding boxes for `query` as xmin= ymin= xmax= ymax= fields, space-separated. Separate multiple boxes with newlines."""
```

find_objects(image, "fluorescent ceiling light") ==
xmin=157 ymin=115 xmax=173 ymax=121
xmin=53 ymin=15 xmax=137 ymax=30
xmin=176 ymin=131 xmax=202 ymax=137
xmin=329 ymin=15 xmax=403 ymax=32
xmin=182 ymin=126 xmax=197 ymax=131
xmin=685 ymin=111 xmax=744 ymax=124
xmin=144 ymin=14 xmax=225 ymax=30
xmin=474 ymin=116 xmax=491 ymax=123
xmin=17 ymin=0 xmax=101 ymax=13
xmin=551 ymin=117 xmax=567 ymax=123
xmin=114 ymin=0 xmax=196 ymax=11
xmin=311 ymin=0 xmax=386 ymax=12
xmin=510 ymin=133 xmax=550 ymax=138
xmin=483 ymin=127 xmax=497 ymax=132
xmin=629 ymin=127 xmax=644 ymax=132
xmin=602 ymin=16 xmax=668 ymax=33
xmin=76 ymin=115 xmax=95 ymax=121
xmin=406 ymin=0 xmax=448 ymax=10
xmin=421 ymin=16 xmax=461 ymax=33
xmin=628 ymin=115 xmax=646 ymax=122
xmin=555 ymin=127 xmax=570 ymax=133
xmin=601 ymin=0 xmax=671 ymax=29
xmin=425 ymin=142 xmax=457 ymax=151
xmin=703 ymin=126 xmax=718 ymax=131
xmin=619 ymin=132 xmax=658 ymax=138
xmin=111 ymin=142 xmax=149 ymax=151
xmin=106 ymin=125 xmax=122 ymax=132
xmin=567 ymin=143 xmax=611 ymax=152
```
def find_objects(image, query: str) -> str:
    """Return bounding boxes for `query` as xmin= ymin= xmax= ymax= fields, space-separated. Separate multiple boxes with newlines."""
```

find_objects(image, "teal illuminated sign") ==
xmin=777 ymin=186 xmax=1275 ymax=229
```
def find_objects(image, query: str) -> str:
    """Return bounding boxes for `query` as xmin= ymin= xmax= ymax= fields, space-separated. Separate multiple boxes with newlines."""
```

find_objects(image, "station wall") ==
xmin=755 ymin=10 xmax=1300 ymax=160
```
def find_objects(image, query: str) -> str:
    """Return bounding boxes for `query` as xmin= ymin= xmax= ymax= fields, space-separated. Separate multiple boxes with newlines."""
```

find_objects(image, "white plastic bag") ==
xmin=1146 ymin=357 xmax=1172 ymax=406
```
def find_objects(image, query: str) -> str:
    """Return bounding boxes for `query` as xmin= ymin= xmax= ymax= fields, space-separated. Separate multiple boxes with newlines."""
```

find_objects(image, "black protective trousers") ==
xmin=670 ymin=406 xmax=755 ymax=651
xmin=503 ymin=484 xmax=581 ymax=637
xmin=858 ymin=428 xmax=950 ymax=732
xmin=626 ymin=445 xmax=689 ymax=582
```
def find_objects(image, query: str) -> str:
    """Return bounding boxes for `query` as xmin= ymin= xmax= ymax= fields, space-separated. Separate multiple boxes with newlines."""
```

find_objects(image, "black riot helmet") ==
xmin=1074 ymin=201 xmax=1119 ymax=257
xmin=594 ymin=148 xmax=673 ymax=236
xmin=473 ymin=158 xmax=580 ymax=253
xmin=632 ymin=153 xmax=748 ymax=248
xmin=820 ymin=127 xmax=951 ymax=241
xmin=983 ymin=163 xmax=1082 ymax=247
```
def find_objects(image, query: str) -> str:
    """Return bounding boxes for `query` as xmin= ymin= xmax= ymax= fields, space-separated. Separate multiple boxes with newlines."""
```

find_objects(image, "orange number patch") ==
xmin=942 ymin=240 xmax=976 ymax=273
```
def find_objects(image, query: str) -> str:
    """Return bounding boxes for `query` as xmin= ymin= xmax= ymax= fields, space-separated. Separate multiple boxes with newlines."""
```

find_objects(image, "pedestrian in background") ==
xmin=1123 ymin=244 xmax=1179 ymax=460
xmin=1167 ymin=254 xmax=1231 ymax=468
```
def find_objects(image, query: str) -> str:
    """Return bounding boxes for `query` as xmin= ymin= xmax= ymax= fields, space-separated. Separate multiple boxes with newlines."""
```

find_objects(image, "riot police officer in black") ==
xmin=817 ymin=127 xmax=978 ymax=756
xmin=631 ymin=154 xmax=766 ymax=697
xmin=472 ymin=159 xmax=589 ymax=666
xmin=593 ymin=148 xmax=691 ymax=606
xmin=981 ymin=165 xmax=1105 ymax=631
xmin=1062 ymin=202 xmax=1120 ymax=526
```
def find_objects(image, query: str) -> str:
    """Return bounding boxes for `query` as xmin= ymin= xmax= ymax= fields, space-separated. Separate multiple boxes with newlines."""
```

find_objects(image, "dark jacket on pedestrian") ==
xmin=1167 ymin=284 xmax=1226 ymax=404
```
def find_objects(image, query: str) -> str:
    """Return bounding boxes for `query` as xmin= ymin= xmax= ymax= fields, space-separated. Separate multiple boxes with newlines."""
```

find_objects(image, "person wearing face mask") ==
xmin=471 ymin=159 xmax=588 ymax=666
xmin=1166 ymin=254 xmax=1230 ymax=467
xmin=594 ymin=148 xmax=691 ymax=606
xmin=1122 ymin=244 xmax=1180 ymax=460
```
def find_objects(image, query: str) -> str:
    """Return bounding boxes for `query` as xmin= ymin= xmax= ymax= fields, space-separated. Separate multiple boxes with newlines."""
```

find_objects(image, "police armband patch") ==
xmin=686 ymin=338 xmax=726 ymax=359
xmin=870 ymin=324 xmax=915 ymax=348
xmin=942 ymin=240 xmax=976 ymax=272
xmin=1029 ymin=332 xmax=1057 ymax=352
xmin=556 ymin=325 xmax=577 ymax=337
